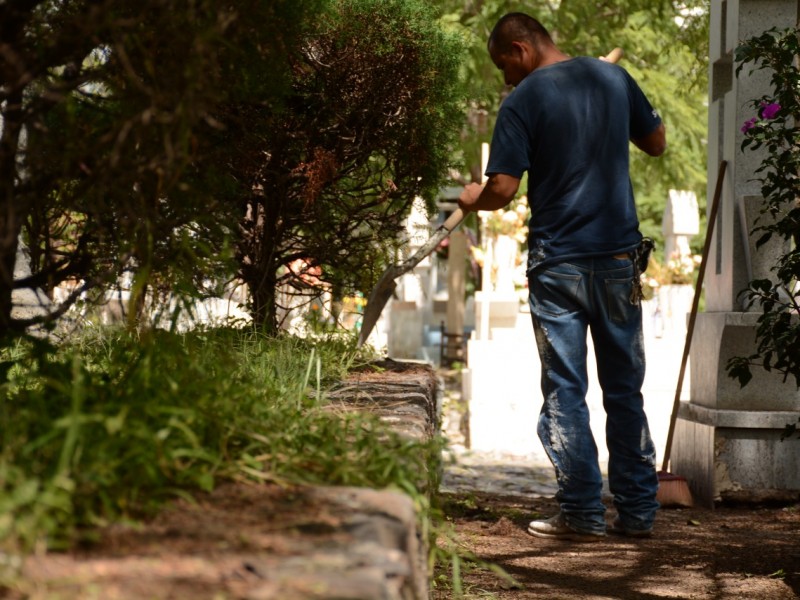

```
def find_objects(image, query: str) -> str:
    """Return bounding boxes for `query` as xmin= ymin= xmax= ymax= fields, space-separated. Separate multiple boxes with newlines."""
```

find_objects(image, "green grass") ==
xmin=0 ymin=326 xmax=440 ymax=552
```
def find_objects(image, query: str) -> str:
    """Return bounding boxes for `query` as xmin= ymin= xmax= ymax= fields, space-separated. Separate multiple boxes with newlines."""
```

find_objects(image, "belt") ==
xmin=613 ymin=253 xmax=630 ymax=259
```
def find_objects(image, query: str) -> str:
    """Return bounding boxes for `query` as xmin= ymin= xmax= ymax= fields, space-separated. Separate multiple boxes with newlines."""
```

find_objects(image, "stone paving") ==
xmin=439 ymin=387 xmax=562 ymax=500
xmin=441 ymin=447 xmax=560 ymax=499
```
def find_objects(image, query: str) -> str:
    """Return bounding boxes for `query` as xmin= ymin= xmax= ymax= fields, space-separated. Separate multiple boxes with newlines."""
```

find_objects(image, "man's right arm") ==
xmin=632 ymin=122 xmax=666 ymax=157
xmin=459 ymin=173 xmax=521 ymax=213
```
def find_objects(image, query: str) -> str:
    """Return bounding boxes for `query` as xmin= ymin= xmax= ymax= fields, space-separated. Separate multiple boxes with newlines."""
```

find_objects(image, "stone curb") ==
xmin=239 ymin=485 xmax=429 ymax=600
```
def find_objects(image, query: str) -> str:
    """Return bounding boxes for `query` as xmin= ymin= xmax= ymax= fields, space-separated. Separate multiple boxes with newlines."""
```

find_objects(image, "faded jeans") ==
xmin=528 ymin=256 xmax=659 ymax=534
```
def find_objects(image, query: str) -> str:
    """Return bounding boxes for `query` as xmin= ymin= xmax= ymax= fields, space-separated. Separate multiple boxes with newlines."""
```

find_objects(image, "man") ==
xmin=459 ymin=13 xmax=666 ymax=542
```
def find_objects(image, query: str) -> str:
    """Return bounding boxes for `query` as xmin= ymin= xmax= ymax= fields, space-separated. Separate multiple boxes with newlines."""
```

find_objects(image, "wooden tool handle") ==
xmin=604 ymin=47 xmax=623 ymax=63
xmin=661 ymin=160 xmax=728 ymax=471
xmin=442 ymin=207 xmax=465 ymax=232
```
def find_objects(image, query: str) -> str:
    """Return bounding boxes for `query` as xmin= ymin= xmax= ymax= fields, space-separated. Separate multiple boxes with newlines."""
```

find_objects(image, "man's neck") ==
xmin=535 ymin=45 xmax=570 ymax=70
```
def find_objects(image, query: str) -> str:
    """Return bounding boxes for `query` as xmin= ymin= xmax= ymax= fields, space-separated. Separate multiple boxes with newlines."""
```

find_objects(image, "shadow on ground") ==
xmin=433 ymin=490 xmax=800 ymax=600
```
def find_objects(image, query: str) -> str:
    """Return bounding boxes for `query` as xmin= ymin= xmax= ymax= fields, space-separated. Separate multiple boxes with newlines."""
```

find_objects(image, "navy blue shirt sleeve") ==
xmin=626 ymin=70 xmax=661 ymax=140
xmin=486 ymin=104 xmax=530 ymax=178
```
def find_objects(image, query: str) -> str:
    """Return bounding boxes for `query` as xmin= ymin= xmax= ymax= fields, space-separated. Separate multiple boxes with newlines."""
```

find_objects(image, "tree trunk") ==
xmin=239 ymin=195 xmax=283 ymax=334
xmin=0 ymin=91 xmax=25 ymax=336
xmin=330 ymin=282 xmax=344 ymax=324
xmin=249 ymin=272 xmax=278 ymax=334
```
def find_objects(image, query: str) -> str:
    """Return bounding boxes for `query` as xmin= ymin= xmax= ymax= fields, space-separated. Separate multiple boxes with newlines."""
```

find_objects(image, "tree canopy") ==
xmin=1 ymin=0 xmax=327 ymax=334
xmin=2 ymin=0 xmax=710 ymax=336
xmin=213 ymin=0 xmax=467 ymax=330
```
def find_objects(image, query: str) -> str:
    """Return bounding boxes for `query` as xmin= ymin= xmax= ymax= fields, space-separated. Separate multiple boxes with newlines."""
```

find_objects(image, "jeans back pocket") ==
xmin=530 ymin=269 xmax=583 ymax=317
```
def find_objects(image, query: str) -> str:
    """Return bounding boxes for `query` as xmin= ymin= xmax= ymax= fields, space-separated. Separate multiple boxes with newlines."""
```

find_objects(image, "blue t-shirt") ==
xmin=485 ymin=57 xmax=662 ymax=273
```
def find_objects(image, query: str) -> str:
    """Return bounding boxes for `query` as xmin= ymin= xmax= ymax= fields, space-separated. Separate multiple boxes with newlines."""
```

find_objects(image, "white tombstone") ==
xmin=663 ymin=189 xmax=700 ymax=263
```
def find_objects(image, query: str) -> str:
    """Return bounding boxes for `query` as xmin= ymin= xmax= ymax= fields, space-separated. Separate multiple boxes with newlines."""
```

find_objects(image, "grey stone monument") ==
xmin=672 ymin=0 xmax=800 ymax=505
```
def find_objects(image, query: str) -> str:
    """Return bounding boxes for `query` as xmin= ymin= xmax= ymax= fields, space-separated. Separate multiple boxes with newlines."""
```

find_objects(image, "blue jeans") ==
xmin=528 ymin=256 xmax=659 ymax=534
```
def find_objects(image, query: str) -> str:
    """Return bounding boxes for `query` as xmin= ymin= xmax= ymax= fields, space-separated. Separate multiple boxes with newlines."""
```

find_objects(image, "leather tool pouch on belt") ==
xmin=630 ymin=237 xmax=655 ymax=306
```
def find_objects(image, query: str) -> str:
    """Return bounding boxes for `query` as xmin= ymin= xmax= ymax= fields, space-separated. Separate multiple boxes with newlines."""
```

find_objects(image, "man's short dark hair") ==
xmin=488 ymin=13 xmax=552 ymax=54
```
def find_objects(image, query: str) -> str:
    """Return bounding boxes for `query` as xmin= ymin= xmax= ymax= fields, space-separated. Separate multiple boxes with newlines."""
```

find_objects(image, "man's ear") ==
xmin=509 ymin=40 xmax=527 ymax=57
xmin=510 ymin=40 xmax=536 ymax=67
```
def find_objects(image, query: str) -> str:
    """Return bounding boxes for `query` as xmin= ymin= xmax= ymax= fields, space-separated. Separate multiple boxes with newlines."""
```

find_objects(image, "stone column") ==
xmin=672 ymin=0 xmax=800 ymax=505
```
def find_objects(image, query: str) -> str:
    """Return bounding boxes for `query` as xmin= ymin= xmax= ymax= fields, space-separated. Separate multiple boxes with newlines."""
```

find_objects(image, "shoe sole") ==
xmin=527 ymin=525 xmax=606 ymax=543
xmin=609 ymin=527 xmax=652 ymax=539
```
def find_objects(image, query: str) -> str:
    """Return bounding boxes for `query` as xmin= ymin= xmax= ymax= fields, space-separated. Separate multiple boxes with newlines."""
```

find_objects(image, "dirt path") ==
xmin=433 ymin=490 xmax=800 ymax=599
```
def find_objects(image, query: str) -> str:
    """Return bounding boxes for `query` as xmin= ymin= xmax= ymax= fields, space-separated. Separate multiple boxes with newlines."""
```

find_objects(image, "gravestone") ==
xmin=663 ymin=189 xmax=700 ymax=263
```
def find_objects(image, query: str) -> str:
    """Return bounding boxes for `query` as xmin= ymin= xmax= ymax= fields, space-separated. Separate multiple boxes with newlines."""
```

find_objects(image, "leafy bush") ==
xmin=227 ymin=0 xmax=468 ymax=329
xmin=0 ymin=328 xmax=438 ymax=550
xmin=727 ymin=28 xmax=800 ymax=389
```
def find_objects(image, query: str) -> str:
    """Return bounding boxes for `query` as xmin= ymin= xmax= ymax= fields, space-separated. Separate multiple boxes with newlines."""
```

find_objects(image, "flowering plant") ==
xmin=663 ymin=249 xmax=699 ymax=285
xmin=640 ymin=250 xmax=699 ymax=298
xmin=740 ymin=101 xmax=781 ymax=134
xmin=727 ymin=27 xmax=800 ymax=390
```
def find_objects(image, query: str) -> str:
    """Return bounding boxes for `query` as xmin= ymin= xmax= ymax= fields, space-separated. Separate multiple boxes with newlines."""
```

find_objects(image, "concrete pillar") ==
xmin=672 ymin=0 xmax=800 ymax=506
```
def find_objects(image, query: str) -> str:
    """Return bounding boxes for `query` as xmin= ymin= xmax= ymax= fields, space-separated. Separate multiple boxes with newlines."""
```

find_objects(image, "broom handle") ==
xmin=660 ymin=160 xmax=728 ymax=472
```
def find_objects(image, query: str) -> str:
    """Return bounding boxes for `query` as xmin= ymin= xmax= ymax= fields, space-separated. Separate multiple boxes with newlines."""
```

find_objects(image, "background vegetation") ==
xmin=2 ymin=0 xmax=709 ymax=335
xmin=1 ymin=0 xmax=467 ymax=335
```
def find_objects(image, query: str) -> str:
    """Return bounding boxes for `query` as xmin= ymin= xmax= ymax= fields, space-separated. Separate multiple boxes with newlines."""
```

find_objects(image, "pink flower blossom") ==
xmin=760 ymin=102 xmax=781 ymax=119
xmin=741 ymin=117 xmax=758 ymax=133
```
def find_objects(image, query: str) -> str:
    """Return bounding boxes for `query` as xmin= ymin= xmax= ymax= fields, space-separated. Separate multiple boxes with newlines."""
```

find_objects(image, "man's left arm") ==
xmin=459 ymin=173 xmax=521 ymax=213
xmin=632 ymin=122 xmax=666 ymax=157
xmin=625 ymin=70 xmax=667 ymax=158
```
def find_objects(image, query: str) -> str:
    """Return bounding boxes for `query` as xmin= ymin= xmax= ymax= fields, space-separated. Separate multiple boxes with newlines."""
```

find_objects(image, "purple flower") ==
xmin=760 ymin=102 xmax=781 ymax=119
xmin=741 ymin=117 xmax=758 ymax=133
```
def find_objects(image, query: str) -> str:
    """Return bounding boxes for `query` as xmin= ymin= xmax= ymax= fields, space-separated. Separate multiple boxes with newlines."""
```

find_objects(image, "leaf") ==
xmin=726 ymin=357 xmax=753 ymax=388
xmin=104 ymin=407 xmax=129 ymax=435
xmin=755 ymin=231 xmax=773 ymax=248
xmin=768 ymin=568 xmax=786 ymax=579
xmin=196 ymin=470 xmax=215 ymax=492
xmin=0 ymin=360 xmax=16 ymax=382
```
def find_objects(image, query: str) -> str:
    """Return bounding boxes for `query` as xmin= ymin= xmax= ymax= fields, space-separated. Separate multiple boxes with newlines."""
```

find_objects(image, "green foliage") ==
xmin=0 ymin=328 xmax=438 ymax=551
xmin=1 ymin=0 xmax=325 ymax=333
xmin=727 ymin=28 xmax=800 ymax=393
xmin=224 ymin=0 xmax=469 ymax=329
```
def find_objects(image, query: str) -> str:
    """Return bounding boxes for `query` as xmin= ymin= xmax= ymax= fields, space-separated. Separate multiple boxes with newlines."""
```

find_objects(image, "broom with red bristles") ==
xmin=656 ymin=160 xmax=728 ymax=509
